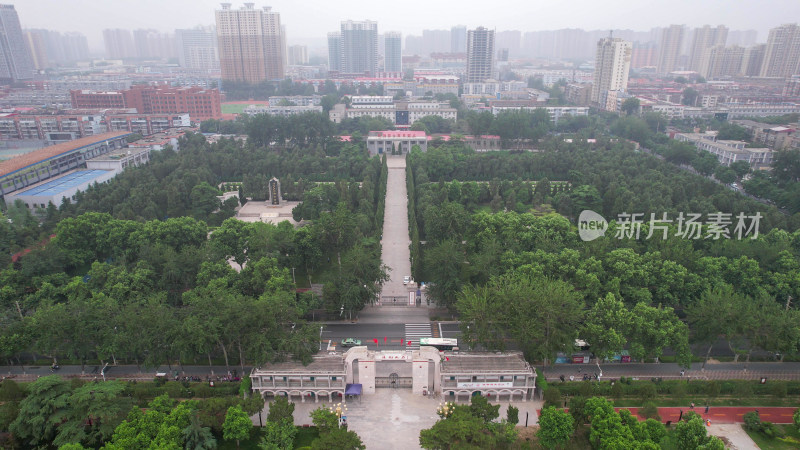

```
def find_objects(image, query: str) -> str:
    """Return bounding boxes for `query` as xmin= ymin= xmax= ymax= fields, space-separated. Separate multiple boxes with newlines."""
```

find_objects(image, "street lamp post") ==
xmin=319 ymin=326 xmax=324 ymax=351
xmin=329 ymin=402 xmax=348 ymax=428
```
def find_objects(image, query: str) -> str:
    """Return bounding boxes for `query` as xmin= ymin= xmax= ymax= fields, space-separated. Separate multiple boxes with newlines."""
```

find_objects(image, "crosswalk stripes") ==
xmin=404 ymin=323 xmax=432 ymax=349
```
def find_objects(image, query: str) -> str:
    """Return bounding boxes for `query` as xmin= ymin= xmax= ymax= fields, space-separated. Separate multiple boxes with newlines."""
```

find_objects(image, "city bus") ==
xmin=419 ymin=338 xmax=459 ymax=351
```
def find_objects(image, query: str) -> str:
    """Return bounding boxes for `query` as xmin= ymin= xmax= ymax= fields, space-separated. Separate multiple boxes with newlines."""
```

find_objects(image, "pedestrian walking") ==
xmin=690 ymin=402 xmax=695 ymax=410
xmin=705 ymin=405 xmax=709 ymax=414
xmin=679 ymin=410 xmax=683 ymax=421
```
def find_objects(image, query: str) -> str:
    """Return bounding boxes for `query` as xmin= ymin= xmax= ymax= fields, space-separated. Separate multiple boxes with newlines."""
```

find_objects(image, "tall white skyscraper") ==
xmin=451 ymin=26 xmax=466 ymax=53
xmin=287 ymin=45 xmax=307 ymax=65
xmin=699 ymin=45 xmax=744 ymax=79
xmin=688 ymin=25 xmax=728 ymax=72
xmin=340 ymin=20 xmax=378 ymax=74
xmin=657 ymin=24 xmax=685 ymax=74
xmin=176 ymin=27 xmax=219 ymax=71
xmin=466 ymin=26 xmax=495 ymax=83
xmin=760 ymin=23 xmax=800 ymax=78
xmin=0 ymin=4 xmax=34 ymax=81
xmin=384 ymin=31 xmax=402 ymax=73
xmin=103 ymin=29 xmax=136 ymax=59
xmin=591 ymin=35 xmax=632 ymax=107
xmin=215 ymin=3 xmax=285 ymax=83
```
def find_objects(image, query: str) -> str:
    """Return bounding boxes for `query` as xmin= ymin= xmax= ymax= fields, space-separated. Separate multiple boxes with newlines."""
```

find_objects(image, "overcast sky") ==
xmin=11 ymin=0 xmax=800 ymax=51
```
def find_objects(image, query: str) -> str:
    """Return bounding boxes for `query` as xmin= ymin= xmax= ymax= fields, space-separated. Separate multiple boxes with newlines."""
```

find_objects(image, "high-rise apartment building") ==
xmin=176 ymin=27 xmax=219 ymax=71
xmin=133 ymin=29 xmax=176 ymax=60
xmin=24 ymin=30 xmax=48 ymax=70
xmin=496 ymin=30 xmax=521 ymax=58
xmin=327 ymin=32 xmax=341 ymax=72
xmin=760 ymin=23 xmax=800 ymax=78
xmin=103 ymin=29 xmax=136 ymax=59
xmin=631 ymin=42 xmax=657 ymax=68
xmin=699 ymin=45 xmax=744 ymax=79
xmin=384 ymin=32 xmax=402 ymax=73
xmin=466 ymin=26 xmax=495 ymax=83
xmin=421 ymin=29 xmax=450 ymax=55
xmin=0 ymin=4 xmax=35 ymax=81
xmin=287 ymin=45 xmax=308 ymax=65
xmin=727 ymin=30 xmax=758 ymax=47
xmin=688 ymin=25 xmax=728 ymax=71
xmin=340 ymin=20 xmax=378 ymax=74
xmin=451 ymin=26 xmax=467 ymax=53
xmin=657 ymin=25 xmax=685 ymax=74
xmin=591 ymin=35 xmax=632 ymax=107
xmin=741 ymin=44 xmax=766 ymax=77
xmin=215 ymin=3 xmax=285 ymax=83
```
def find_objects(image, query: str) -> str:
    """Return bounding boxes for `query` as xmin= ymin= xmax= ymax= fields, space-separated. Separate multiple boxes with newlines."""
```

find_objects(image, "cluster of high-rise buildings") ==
xmin=652 ymin=23 xmax=800 ymax=79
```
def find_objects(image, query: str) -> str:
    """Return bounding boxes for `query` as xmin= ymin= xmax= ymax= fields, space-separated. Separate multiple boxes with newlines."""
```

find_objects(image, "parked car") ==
xmin=403 ymin=276 xmax=411 ymax=285
xmin=341 ymin=338 xmax=361 ymax=347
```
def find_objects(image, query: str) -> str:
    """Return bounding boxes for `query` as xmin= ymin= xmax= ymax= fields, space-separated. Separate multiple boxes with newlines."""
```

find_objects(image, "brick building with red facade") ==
xmin=70 ymin=85 xmax=222 ymax=121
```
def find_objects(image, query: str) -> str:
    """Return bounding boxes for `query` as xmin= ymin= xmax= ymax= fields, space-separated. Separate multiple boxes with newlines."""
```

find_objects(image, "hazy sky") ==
xmin=11 ymin=0 xmax=800 ymax=51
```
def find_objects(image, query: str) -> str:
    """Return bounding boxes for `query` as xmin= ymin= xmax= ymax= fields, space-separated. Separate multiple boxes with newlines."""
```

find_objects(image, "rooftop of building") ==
xmin=368 ymin=131 xmax=427 ymax=138
xmin=89 ymin=146 xmax=149 ymax=161
xmin=252 ymin=354 xmax=346 ymax=374
xmin=0 ymin=131 xmax=131 ymax=178
xmin=440 ymin=352 xmax=533 ymax=374
xmin=13 ymin=169 xmax=113 ymax=197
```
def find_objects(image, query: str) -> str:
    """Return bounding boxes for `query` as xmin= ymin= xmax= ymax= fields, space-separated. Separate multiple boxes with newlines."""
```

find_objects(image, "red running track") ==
xmin=539 ymin=407 xmax=797 ymax=424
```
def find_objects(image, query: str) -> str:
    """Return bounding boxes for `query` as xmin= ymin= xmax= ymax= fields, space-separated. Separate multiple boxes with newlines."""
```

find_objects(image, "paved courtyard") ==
xmin=255 ymin=389 xmax=542 ymax=450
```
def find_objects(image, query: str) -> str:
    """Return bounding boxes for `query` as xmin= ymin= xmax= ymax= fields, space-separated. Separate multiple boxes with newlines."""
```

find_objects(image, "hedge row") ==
xmin=0 ymin=378 xmax=243 ymax=403
xmin=549 ymin=379 xmax=800 ymax=399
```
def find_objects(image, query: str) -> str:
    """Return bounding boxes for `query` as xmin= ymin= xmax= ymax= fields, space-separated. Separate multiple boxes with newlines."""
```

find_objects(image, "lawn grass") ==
xmin=217 ymin=427 xmax=264 ymax=449
xmin=221 ymin=103 xmax=247 ymax=114
xmin=744 ymin=425 xmax=800 ymax=449
xmin=294 ymin=426 xmax=320 ymax=448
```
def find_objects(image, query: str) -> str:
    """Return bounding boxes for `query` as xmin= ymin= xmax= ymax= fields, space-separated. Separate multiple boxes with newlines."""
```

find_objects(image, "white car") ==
xmin=403 ymin=276 xmax=411 ymax=285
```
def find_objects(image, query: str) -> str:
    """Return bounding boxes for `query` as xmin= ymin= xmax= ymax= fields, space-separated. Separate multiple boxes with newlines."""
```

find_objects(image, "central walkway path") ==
xmin=358 ymin=155 xmax=429 ymax=324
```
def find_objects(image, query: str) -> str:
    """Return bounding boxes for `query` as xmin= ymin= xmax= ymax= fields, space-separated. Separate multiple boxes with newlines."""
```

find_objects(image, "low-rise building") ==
xmin=489 ymin=105 xmax=589 ymax=123
xmin=366 ymin=130 xmax=428 ymax=155
xmin=675 ymin=132 xmax=773 ymax=167
xmin=732 ymin=120 xmax=796 ymax=150
xmin=243 ymin=105 xmax=323 ymax=116
xmin=86 ymin=146 xmax=150 ymax=174
xmin=0 ymin=131 xmax=130 ymax=198
xmin=250 ymin=347 xmax=536 ymax=403
xmin=329 ymin=98 xmax=457 ymax=126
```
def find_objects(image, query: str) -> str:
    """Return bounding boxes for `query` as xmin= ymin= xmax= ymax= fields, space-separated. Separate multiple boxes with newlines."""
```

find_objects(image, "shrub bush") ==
xmin=743 ymin=411 xmax=761 ymax=431
xmin=762 ymin=421 xmax=785 ymax=438
xmin=771 ymin=382 xmax=788 ymax=398
xmin=543 ymin=386 xmax=561 ymax=409
xmin=637 ymin=382 xmax=657 ymax=402
xmin=611 ymin=382 xmax=623 ymax=399
xmin=705 ymin=381 xmax=720 ymax=398
xmin=578 ymin=382 xmax=594 ymax=397
xmin=670 ymin=382 xmax=686 ymax=398
xmin=507 ymin=405 xmax=519 ymax=425
xmin=640 ymin=402 xmax=661 ymax=421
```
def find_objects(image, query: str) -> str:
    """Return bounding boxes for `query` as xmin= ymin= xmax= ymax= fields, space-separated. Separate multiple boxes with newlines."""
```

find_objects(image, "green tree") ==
xmin=222 ymin=405 xmax=252 ymax=449
xmin=682 ymin=87 xmax=699 ymax=106
xmin=674 ymin=415 xmax=725 ymax=449
xmin=267 ymin=396 xmax=295 ymax=423
xmin=538 ymin=406 xmax=575 ymax=449
xmin=714 ymin=165 xmax=737 ymax=185
xmin=310 ymin=406 xmax=339 ymax=434
xmin=183 ymin=413 xmax=218 ymax=450
xmin=52 ymin=381 xmax=131 ymax=448
xmin=506 ymin=405 xmax=519 ymax=425
xmin=260 ymin=419 xmax=297 ymax=450
xmin=311 ymin=427 xmax=365 ymax=450
xmin=9 ymin=375 xmax=71 ymax=447
xmin=621 ymin=98 xmax=640 ymax=116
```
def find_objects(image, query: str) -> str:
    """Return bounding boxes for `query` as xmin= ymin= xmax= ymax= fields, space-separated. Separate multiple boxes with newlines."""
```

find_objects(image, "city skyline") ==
xmin=10 ymin=0 xmax=800 ymax=52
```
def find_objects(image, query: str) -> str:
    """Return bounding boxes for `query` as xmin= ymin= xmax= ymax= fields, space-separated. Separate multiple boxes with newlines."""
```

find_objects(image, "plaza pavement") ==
xmin=254 ymin=389 xmax=543 ymax=450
